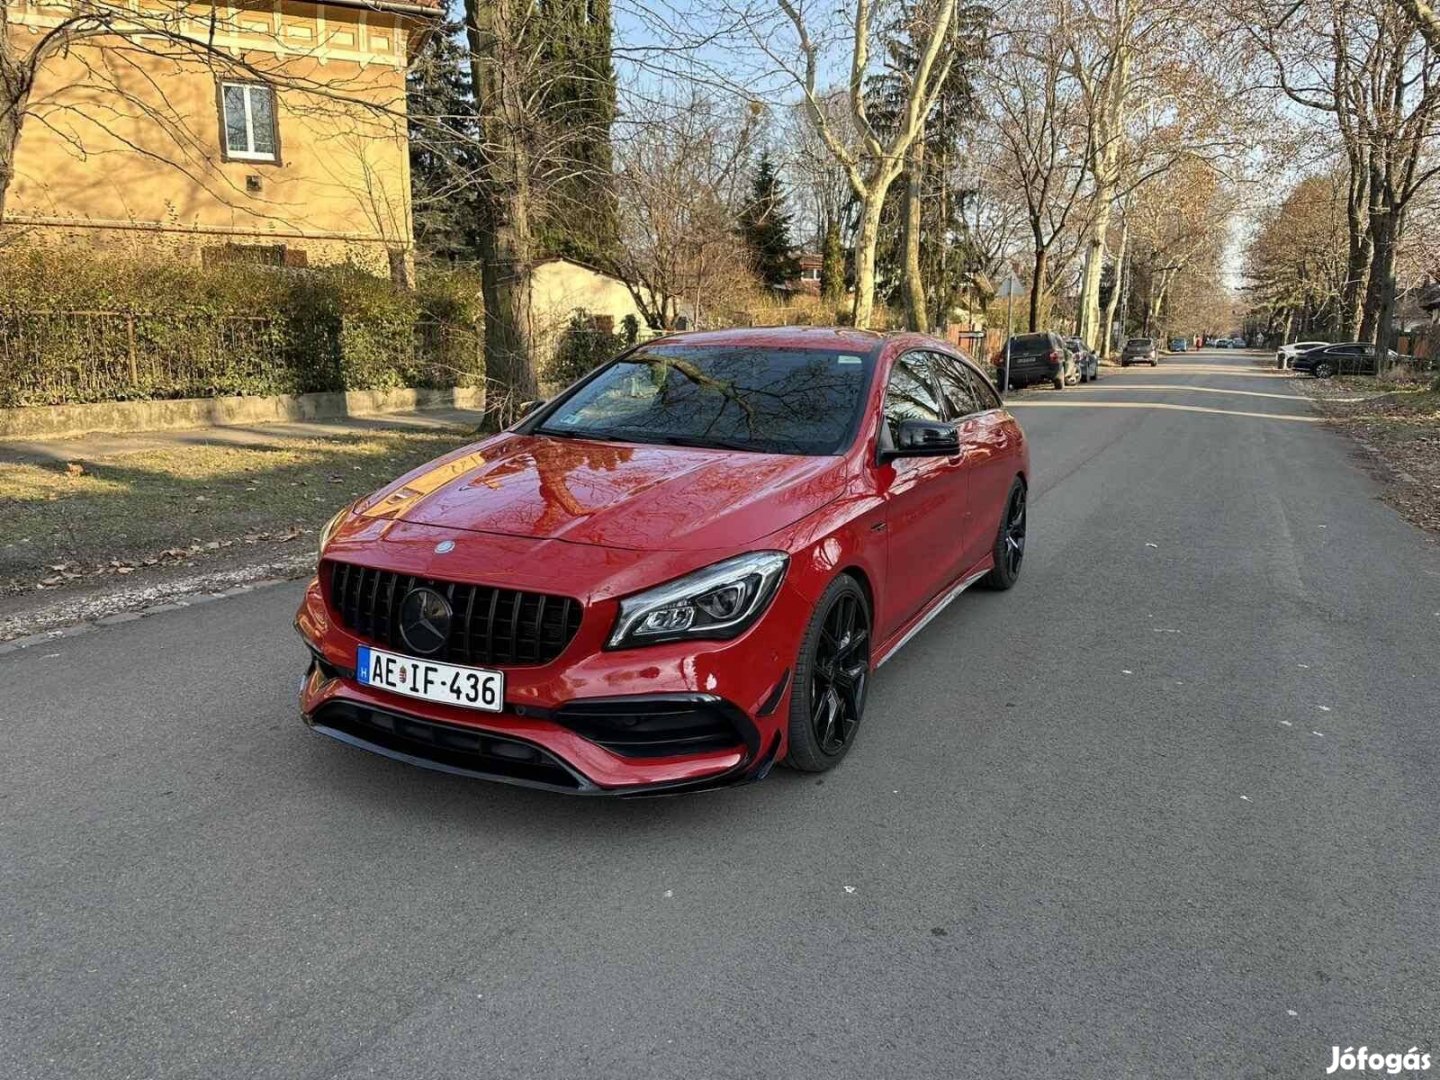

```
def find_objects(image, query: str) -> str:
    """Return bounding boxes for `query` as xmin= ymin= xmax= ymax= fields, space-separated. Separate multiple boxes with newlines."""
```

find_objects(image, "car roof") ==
xmin=642 ymin=325 xmax=888 ymax=352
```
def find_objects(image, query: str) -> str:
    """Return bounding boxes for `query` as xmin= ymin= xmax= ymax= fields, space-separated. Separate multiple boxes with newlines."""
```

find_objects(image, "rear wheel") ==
xmin=783 ymin=576 xmax=872 ymax=772
xmin=982 ymin=480 xmax=1027 ymax=590
xmin=1312 ymin=359 xmax=1337 ymax=379
xmin=1052 ymin=374 xmax=1065 ymax=389
xmin=1150 ymin=358 xmax=1158 ymax=366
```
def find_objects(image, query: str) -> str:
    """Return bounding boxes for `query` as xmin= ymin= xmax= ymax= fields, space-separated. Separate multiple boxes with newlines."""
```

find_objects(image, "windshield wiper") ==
xmin=533 ymin=426 xmax=635 ymax=444
xmin=653 ymin=434 xmax=766 ymax=452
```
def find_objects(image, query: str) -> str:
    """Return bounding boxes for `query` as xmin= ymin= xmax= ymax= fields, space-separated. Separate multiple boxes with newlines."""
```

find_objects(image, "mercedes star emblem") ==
xmin=398 ymin=587 xmax=452 ymax=656
xmin=434 ymin=540 xmax=455 ymax=554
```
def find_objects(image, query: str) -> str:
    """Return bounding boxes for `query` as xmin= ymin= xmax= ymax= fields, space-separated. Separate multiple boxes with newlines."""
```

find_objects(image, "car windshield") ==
xmin=534 ymin=344 xmax=875 ymax=456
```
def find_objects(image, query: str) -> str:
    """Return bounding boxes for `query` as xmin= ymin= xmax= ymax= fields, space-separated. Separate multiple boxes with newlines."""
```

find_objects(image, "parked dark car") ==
xmin=1064 ymin=337 xmax=1100 ymax=383
xmin=993 ymin=331 xmax=1072 ymax=390
xmin=1121 ymin=337 xmax=1159 ymax=367
xmin=1293 ymin=342 xmax=1411 ymax=378
xmin=1170 ymin=338 xmax=1189 ymax=352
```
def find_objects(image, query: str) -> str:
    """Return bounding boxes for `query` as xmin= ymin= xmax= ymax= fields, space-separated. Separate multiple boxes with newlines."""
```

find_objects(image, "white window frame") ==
xmin=220 ymin=82 xmax=278 ymax=163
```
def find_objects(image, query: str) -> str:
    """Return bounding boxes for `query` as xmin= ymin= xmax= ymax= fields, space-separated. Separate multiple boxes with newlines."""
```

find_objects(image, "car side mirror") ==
xmin=885 ymin=419 xmax=960 ymax=460
xmin=517 ymin=398 xmax=547 ymax=418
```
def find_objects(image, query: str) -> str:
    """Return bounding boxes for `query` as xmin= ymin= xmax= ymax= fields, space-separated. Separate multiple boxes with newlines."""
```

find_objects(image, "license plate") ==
xmin=355 ymin=646 xmax=504 ymax=713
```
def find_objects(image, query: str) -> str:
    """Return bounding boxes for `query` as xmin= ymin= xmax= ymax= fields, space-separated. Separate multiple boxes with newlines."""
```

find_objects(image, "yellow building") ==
xmin=2 ymin=0 xmax=437 ymax=273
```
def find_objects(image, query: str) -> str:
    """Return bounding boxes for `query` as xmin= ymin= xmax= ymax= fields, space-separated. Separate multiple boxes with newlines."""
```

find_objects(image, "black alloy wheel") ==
xmin=1312 ymin=359 xmax=1337 ymax=379
xmin=982 ymin=479 xmax=1027 ymax=590
xmin=784 ymin=576 xmax=872 ymax=772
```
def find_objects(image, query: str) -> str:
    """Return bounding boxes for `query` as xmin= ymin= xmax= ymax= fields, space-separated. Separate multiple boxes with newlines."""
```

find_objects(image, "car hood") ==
xmin=352 ymin=433 xmax=849 ymax=551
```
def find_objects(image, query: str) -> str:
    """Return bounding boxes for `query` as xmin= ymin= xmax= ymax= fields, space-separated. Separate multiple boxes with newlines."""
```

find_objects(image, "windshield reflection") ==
xmin=536 ymin=345 xmax=875 ymax=456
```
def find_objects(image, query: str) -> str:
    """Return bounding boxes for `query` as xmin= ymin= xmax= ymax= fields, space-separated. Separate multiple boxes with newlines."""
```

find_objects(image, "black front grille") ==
xmin=325 ymin=560 xmax=582 ymax=666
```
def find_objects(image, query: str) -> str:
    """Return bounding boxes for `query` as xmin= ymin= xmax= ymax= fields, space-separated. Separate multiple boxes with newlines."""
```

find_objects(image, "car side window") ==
xmin=968 ymin=364 xmax=1002 ymax=411
xmin=929 ymin=351 xmax=983 ymax=418
xmin=883 ymin=353 xmax=944 ymax=439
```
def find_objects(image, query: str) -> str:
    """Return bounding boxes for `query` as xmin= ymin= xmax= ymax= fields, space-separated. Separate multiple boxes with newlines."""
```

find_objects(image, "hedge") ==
xmin=0 ymin=249 xmax=484 ymax=407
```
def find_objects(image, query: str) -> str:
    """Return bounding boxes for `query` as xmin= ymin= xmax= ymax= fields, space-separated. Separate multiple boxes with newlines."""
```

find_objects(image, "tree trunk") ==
xmin=465 ymin=0 xmax=537 ymax=423
xmin=0 ymin=63 xmax=30 ymax=225
xmin=1099 ymin=214 xmax=1128 ymax=358
xmin=901 ymin=139 xmax=927 ymax=332
xmin=1077 ymin=223 xmax=1108 ymax=349
xmin=1360 ymin=209 xmax=1396 ymax=349
xmin=1341 ymin=164 xmax=1370 ymax=339
xmin=852 ymin=193 xmax=885 ymax=330
xmin=1027 ymin=244 xmax=1047 ymax=332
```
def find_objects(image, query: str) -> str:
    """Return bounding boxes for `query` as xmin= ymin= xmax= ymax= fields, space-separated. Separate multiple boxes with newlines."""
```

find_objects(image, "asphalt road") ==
xmin=4 ymin=351 xmax=1438 ymax=1079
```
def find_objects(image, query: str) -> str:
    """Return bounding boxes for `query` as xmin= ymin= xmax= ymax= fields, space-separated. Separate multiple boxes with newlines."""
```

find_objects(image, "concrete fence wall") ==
xmin=0 ymin=387 xmax=485 ymax=442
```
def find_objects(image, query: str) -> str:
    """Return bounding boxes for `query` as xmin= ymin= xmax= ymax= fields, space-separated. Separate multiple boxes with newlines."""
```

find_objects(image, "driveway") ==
xmin=3 ymin=350 xmax=1437 ymax=1079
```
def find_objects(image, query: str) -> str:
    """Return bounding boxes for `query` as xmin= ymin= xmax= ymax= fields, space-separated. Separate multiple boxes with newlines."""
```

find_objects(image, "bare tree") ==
xmin=729 ymin=0 xmax=963 ymax=328
xmin=985 ymin=26 xmax=1090 ymax=331
xmin=1247 ymin=0 xmax=1440 ymax=354
xmin=602 ymin=93 xmax=759 ymax=330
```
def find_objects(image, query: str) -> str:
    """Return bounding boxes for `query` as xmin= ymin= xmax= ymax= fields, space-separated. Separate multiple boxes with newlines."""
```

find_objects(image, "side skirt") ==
xmin=874 ymin=565 xmax=992 ymax=668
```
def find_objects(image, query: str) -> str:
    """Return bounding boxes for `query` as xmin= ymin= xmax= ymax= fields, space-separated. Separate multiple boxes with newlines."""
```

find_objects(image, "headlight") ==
xmin=317 ymin=505 xmax=349 ymax=559
xmin=607 ymin=552 xmax=789 ymax=649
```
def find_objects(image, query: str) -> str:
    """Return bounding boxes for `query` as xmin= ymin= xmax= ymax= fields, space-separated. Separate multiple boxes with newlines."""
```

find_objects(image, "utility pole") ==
xmin=998 ymin=271 xmax=1024 ymax=395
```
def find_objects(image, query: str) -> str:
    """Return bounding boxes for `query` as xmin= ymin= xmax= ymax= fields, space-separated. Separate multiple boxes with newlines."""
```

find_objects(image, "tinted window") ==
xmin=883 ymin=353 xmax=943 ymax=439
xmin=1126 ymin=338 xmax=1153 ymax=348
xmin=930 ymin=352 xmax=983 ymax=417
xmin=537 ymin=345 xmax=874 ymax=456
xmin=1009 ymin=333 xmax=1053 ymax=355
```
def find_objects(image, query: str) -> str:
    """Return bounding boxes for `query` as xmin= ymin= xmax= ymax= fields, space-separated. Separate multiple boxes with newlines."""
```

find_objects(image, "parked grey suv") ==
xmin=1121 ymin=337 xmax=1159 ymax=367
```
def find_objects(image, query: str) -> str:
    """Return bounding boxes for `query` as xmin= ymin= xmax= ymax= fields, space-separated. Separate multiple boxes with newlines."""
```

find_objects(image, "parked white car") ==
xmin=1275 ymin=340 xmax=1328 ymax=370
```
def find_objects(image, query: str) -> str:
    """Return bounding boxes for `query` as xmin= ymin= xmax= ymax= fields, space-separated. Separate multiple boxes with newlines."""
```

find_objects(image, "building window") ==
xmin=220 ymin=82 xmax=278 ymax=163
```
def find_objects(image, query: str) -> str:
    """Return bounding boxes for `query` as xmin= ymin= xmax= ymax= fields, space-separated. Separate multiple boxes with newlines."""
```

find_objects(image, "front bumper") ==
xmin=294 ymin=576 xmax=796 ymax=795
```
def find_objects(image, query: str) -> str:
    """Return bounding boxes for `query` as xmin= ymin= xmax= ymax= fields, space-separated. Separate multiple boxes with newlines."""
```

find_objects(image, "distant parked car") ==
xmin=1121 ymin=337 xmax=1159 ymax=367
xmin=1170 ymin=338 xmax=1189 ymax=352
xmin=1064 ymin=337 xmax=1100 ymax=383
xmin=1211 ymin=337 xmax=1233 ymax=348
xmin=1293 ymin=342 xmax=1413 ymax=378
xmin=1276 ymin=340 xmax=1328 ymax=370
xmin=993 ymin=331 xmax=1073 ymax=390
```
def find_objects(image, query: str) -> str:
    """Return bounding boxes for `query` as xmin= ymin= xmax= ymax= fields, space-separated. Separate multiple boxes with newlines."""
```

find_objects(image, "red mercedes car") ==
xmin=295 ymin=327 xmax=1029 ymax=795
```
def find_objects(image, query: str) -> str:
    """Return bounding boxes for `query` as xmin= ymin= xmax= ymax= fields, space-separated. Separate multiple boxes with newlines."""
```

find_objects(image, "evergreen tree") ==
xmin=534 ymin=0 xmax=619 ymax=262
xmin=407 ymin=16 xmax=482 ymax=262
xmin=739 ymin=153 xmax=801 ymax=289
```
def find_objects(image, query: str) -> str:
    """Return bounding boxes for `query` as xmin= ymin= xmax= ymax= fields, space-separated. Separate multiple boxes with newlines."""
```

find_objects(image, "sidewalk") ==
xmin=0 ymin=406 xmax=486 ymax=466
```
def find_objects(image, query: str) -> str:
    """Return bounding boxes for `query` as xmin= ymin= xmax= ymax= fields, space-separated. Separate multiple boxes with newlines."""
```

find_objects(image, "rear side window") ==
xmin=930 ymin=352 xmax=987 ymax=417
xmin=1010 ymin=333 xmax=1052 ymax=354
xmin=883 ymin=353 xmax=943 ymax=439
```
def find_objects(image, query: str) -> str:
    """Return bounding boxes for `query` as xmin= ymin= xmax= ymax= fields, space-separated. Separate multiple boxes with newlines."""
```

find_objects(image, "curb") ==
xmin=0 ymin=576 xmax=296 ymax=656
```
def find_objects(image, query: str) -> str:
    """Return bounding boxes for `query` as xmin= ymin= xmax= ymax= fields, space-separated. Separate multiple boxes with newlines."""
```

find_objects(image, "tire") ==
xmin=1312 ymin=360 xmax=1336 ymax=379
xmin=1150 ymin=359 xmax=1158 ymax=366
xmin=783 ymin=575 xmax=872 ymax=773
xmin=1121 ymin=361 xmax=1129 ymax=367
xmin=1052 ymin=375 xmax=1065 ymax=390
xmin=981 ymin=479 xmax=1027 ymax=591
xmin=1080 ymin=369 xmax=1089 ymax=384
